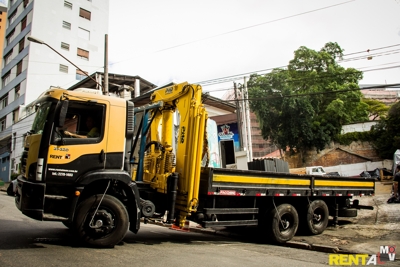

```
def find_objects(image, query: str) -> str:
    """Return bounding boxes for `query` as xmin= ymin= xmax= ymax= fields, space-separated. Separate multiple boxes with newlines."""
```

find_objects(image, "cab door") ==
xmin=47 ymin=100 xmax=109 ymax=185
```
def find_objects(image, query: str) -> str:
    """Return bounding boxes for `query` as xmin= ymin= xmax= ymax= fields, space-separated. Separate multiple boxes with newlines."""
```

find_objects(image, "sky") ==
xmin=107 ymin=0 xmax=400 ymax=97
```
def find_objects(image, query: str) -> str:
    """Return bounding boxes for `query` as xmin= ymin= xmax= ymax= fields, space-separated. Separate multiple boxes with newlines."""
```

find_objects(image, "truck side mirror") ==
xmin=56 ymin=100 xmax=69 ymax=127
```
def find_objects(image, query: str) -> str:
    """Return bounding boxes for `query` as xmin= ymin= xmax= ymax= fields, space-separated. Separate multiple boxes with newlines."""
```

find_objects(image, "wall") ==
xmin=323 ymin=160 xmax=392 ymax=177
xmin=341 ymin=121 xmax=378 ymax=134
xmin=285 ymin=141 xmax=380 ymax=168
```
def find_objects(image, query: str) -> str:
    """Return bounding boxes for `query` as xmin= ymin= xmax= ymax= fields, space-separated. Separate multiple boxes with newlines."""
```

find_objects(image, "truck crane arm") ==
xmin=132 ymin=82 xmax=208 ymax=227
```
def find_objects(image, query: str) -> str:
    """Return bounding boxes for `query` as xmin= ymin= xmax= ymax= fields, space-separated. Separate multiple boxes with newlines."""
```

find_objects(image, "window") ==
xmin=16 ymin=60 xmax=22 ymax=76
xmin=76 ymin=69 xmax=88 ymax=80
xmin=79 ymin=8 xmax=91 ymax=20
xmin=11 ymin=133 xmax=17 ymax=152
xmin=77 ymin=48 xmax=89 ymax=60
xmin=21 ymin=16 xmax=27 ymax=31
xmin=78 ymin=27 xmax=90 ymax=40
xmin=61 ymin=42 xmax=70 ymax=51
xmin=9 ymin=11 xmax=16 ymax=25
xmin=64 ymin=1 xmax=72 ymax=9
xmin=19 ymin=38 xmax=25 ymax=52
xmin=2 ymin=72 xmax=10 ymax=87
xmin=4 ymin=50 xmax=13 ymax=65
xmin=0 ymin=95 xmax=8 ymax=110
xmin=22 ymin=134 xmax=27 ymax=147
xmin=62 ymin=21 xmax=71 ymax=30
xmin=23 ymin=0 xmax=29 ymax=8
xmin=0 ymin=118 xmax=5 ymax=132
xmin=12 ymin=109 xmax=19 ymax=124
xmin=59 ymin=64 xmax=68 ymax=73
xmin=14 ymin=84 xmax=20 ymax=99
xmin=6 ymin=30 xmax=15 ymax=45
xmin=52 ymin=102 xmax=104 ymax=146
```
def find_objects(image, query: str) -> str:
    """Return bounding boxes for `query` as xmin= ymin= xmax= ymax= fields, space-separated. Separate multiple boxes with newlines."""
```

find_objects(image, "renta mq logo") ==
xmin=329 ymin=246 xmax=396 ymax=265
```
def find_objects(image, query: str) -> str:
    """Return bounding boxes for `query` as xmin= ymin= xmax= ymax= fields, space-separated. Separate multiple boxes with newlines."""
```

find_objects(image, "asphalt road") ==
xmin=0 ymin=191 xmax=337 ymax=267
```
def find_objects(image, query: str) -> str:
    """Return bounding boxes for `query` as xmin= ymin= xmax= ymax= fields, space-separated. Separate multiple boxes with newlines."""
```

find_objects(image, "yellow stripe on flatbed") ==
xmin=213 ymin=174 xmax=374 ymax=189
xmin=213 ymin=175 xmax=311 ymax=186
xmin=315 ymin=180 xmax=374 ymax=188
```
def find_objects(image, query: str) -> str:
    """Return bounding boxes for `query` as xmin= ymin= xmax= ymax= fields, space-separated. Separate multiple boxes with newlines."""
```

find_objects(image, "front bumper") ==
xmin=15 ymin=176 xmax=46 ymax=221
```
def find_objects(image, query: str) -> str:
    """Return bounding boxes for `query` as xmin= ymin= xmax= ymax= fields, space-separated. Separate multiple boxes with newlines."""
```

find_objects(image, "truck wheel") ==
xmin=305 ymin=200 xmax=329 ymax=235
xmin=269 ymin=204 xmax=298 ymax=243
xmin=74 ymin=194 xmax=129 ymax=247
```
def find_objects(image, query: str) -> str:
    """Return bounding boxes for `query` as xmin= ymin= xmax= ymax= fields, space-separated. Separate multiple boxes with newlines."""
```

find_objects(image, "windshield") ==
xmin=31 ymin=102 xmax=52 ymax=134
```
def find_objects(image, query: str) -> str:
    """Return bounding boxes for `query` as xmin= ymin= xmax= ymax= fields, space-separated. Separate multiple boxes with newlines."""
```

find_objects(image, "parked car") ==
xmin=6 ymin=179 xmax=18 ymax=196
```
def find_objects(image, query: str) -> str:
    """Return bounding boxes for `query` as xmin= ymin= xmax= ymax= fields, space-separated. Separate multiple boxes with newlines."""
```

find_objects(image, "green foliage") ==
xmin=10 ymin=172 xmax=19 ymax=181
xmin=362 ymin=98 xmax=389 ymax=120
xmin=371 ymin=102 xmax=400 ymax=159
xmin=334 ymin=131 xmax=373 ymax=146
xmin=248 ymin=42 xmax=369 ymax=157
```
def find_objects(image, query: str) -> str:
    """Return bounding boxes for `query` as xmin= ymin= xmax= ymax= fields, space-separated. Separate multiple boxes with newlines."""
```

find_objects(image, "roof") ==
xmin=70 ymin=76 xmax=236 ymax=114
xmin=68 ymin=72 xmax=157 ymax=95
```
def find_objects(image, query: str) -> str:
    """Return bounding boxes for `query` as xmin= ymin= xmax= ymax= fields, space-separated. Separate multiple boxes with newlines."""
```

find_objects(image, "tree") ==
xmin=248 ymin=42 xmax=369 ymax=162
xmin=371 ymin=102 xmax=400 ymax=159
xmin=362 ymin=98 xmax=389 ymax=120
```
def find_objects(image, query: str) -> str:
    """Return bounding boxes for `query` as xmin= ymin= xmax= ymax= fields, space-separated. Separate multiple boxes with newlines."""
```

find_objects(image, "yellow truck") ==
xmin=15 ymin=82 xmax=375 ymax=247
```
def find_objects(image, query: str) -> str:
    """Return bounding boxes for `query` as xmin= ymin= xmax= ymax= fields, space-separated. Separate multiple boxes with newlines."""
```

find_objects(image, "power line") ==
xmin=197 ymin=42 xmax=400 ymax=87
xmin=342 ymin=44 xmax=400 ymax=57
xmin=222 ymin=83 xmax=400 ymax=103
xmin=198 ymin=56 xmax=400 ymax=88
xmin=109 ymin=1 xmax=355 ymax=67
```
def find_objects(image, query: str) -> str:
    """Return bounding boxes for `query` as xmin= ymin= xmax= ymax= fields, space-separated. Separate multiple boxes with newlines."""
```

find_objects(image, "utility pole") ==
xmin=104 ymin=34 xmax=109 ymax=95
xmin=244 ymin=77 xmax=253 ymax=162
xmin=239 ymin=83 xmax=248 ymax=158
xmin=234 ymin=82 xmax=243 ymax=151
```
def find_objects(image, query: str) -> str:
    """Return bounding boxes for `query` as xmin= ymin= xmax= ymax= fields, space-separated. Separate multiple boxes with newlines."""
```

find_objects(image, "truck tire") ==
xmin=338 ymin=208 xmax=357 ymax=217
xmin=73 ymin=194 xmax=129 ymax=248
xmin=268 ymin=204 xmax=299 ymax=244
xmin=304 ymin=200 xmax=329 ymax=235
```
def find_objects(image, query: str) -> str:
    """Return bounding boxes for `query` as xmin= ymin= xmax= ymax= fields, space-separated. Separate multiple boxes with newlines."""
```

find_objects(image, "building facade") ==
xmin=0 ymin=0 xmax=109 ymax=181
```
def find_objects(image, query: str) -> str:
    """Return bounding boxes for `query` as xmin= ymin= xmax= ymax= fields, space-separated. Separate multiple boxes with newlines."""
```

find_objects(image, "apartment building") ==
xmin=0 ymin=0 xmax=109 ymax=181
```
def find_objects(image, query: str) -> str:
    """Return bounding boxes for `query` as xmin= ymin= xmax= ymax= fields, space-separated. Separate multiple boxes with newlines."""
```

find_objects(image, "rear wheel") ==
xmin=268 ymin=204 xmax=298 ymax=243
xmin=304 ymin=200 xmax=329 ymax=235
xmin=73 ymin=194 xmax=129 ymax=247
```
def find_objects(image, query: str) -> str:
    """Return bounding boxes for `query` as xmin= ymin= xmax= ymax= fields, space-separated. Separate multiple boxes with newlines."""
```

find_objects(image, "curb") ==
xmin=310 ymin=244 xmax=340 ymax=253
xmin=144 ymin=219 xmax=353 ymax=254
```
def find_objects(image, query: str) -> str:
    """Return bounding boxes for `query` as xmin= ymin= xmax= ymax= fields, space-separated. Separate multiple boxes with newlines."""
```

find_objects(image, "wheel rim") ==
xmin=279 ymin=213 xmax=294 ymax=234
xmin=312 ymin=207 xmax=325 ymax=227
xmin=85 ymin=208 xmax=116 ymax=238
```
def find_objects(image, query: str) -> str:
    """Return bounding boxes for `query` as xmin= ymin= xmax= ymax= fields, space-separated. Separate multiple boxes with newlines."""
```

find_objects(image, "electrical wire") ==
xmin=221 ymin=83 xmax=400 ymax=103
xmin=108 ymin=1 xmax=355 ymax=68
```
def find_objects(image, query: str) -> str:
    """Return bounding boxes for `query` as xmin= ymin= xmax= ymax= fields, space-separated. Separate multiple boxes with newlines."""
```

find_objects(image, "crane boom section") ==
xmin=144 ymin=83 xmax=207 ymax=219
